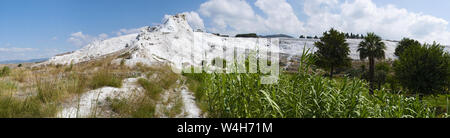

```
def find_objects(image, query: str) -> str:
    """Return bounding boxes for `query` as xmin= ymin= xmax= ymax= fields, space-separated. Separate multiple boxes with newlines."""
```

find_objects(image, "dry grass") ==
xmin=107 ymin=63 xmax=183 ymax=118
xmin=0 ymin=54 xmax=137 ymax=117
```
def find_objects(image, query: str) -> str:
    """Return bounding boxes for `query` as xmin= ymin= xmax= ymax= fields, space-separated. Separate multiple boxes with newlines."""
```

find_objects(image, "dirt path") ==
xmin=180 ymin=86 xmax=201 ymax=118
xmin=57 ymin=77 xmax=202 ymax=118
xmin=57 ymin=78 xmax=143 ymax=118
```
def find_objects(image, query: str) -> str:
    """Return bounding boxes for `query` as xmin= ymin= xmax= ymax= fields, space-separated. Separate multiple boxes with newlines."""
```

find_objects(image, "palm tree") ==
xmin=358 ymin=33 xmax=386 ymax=95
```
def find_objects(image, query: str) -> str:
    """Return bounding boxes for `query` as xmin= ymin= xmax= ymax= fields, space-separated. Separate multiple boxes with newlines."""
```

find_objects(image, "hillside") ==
xmin=43 ymin=14 xmax=418 ymax=71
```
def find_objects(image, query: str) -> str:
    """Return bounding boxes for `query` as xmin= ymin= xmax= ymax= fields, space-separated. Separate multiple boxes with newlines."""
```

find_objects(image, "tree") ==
xmin=358 ymin=33 xmax=386 ymax=94
xmin=299 ymin=35 xmax=305 ymax=38
xmin=394 ymin=38 xmax=421 ymax=57
xmin=314 ymin=28 xmax=351 ymax=78
xmin=394 ymin=42 xmax=450 ymax=95
xmin=374 ymin=61 xmax=390 ymax=89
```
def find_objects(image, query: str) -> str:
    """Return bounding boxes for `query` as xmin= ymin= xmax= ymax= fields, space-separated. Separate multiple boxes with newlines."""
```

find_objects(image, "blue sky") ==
xmin=1 ymin=0 xmax=450 ymax=61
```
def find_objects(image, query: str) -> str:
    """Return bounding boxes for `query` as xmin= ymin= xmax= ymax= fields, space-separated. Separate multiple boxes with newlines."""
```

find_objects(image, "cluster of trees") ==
xmin=314 ymin=28 xmax=450 ymax=95
xmin=235 ymin=33 xmax=258 ymax=38
xmin=345 ymin=33 xmax=365 ymax=39
xmin=299 ymin=32 xmax=364 ymax=40
xmin=299 ymin=35 xmax=319 ymax=39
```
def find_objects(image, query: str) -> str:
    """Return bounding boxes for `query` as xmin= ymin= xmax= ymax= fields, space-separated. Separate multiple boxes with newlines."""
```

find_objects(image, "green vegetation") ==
xmin=0 ymin=66 xmax=11 ymax=77
xmin=0 ymin=96 xmax=57 ymax=118
xmin=138 ymin=78 xmax=163 ymax=100
xmin=374 ymin=61 xmax=390 ymax=90
xmin=394 ymin=42 xmax=450 ymax=95
xmin=90 ymin=70 xmax=123 ymax=89
xmin=394 ymin=38 xmax=421 ymax=57
xmin=358 ymin=33 xmax=386 ymax=94
xmin=185 ymin=51 xmax=439 ymax=118
xmin=235 ymin=33 xmax=258 ymax=38
xmin=109 ymin=64 xmax=181 ymax=118
xmin=314 ymin=28 xmax=351 ymax=78
xmin=109 ymin=97 xmax=156 ymax=118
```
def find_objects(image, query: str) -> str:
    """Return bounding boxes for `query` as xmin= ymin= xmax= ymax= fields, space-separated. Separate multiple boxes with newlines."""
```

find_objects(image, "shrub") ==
xmin=0 ymin=66 xmax=11 ymax=77
xmin=374 ymin=61 xmax=391 ymax=89
xmin=395 ymin=38 xmax=421 ymax=57
xmin=394 ymin=42 xmax=450 ymax=95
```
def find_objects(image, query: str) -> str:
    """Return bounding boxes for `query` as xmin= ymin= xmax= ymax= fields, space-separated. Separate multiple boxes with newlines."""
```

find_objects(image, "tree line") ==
xmin=299 ymin=32 xmax=365 ymax=39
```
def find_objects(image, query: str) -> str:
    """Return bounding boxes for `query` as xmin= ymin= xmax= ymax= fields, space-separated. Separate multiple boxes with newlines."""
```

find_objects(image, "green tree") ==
xmin=394 ymin=38 xmax=421 ymax=57
xmin=374 ymin=61 xmax=390 ymax=89
xmin=394 ymin=42 xmax=450 ymax=95
xmin=314 ymin=28 xmax=351 ymax=78
xmin=358 ymin=33 xmax=386 ymax=94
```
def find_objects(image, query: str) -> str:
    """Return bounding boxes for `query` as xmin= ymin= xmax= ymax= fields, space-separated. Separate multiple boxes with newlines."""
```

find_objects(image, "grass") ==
xmin=0 ymin=80 xmax=17 ymax=94
xmin=108 ymin=97 xmax=157 ymax=118
xmin=0 ymin=66 xmax=11 ymax=77
xmin=108 ymin=64 xmax=182 ymax=118
xmin=90 ymin=70 xmax=123 ymax=89
xmin=192 ymin=70 xmax=438 ymax=118
xmin=0 ymin=55 xmax=132 ymax=118
xmin=424 ymin=94 xmax=450 ymax=115
xmin=138 ymin=78 xmax=163 ymax=100
xmin=0 ymin=96 xmax=57 ymax=118
xmin=184 ymin=51 xmax=441 ymax=118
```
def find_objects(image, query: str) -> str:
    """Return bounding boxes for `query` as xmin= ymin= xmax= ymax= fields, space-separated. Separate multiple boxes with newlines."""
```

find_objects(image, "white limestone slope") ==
xmin=46 ymin=13 xmax=406 ymax=70
xmin=48 ymin=33 xmax=138 ymax=65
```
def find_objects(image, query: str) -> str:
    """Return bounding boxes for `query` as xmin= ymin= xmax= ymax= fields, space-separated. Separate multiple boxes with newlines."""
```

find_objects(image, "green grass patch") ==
xmin=138 ymin=78 xmax=163 ymax=100
xmin=90 ymin=70 xmax=123 ymax=89
xmin=0 ymin=96 xmax=58 ymax=118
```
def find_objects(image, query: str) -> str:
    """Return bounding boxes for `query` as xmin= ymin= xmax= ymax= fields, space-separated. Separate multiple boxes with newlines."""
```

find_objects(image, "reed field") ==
xmin=184 ymin=51 xmax=447 ymax=118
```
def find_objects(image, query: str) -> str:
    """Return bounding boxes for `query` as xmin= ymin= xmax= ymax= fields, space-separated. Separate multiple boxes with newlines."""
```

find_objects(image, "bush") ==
xmin=395 ymin=38 xmax=421 ymax=57
xmin=374 ymin=61 xmax=391 ymax=89
xmin=394 ymin=42 xmax=450 ymax=95
xmin=0 ymin=66 xmax=11 ymax=77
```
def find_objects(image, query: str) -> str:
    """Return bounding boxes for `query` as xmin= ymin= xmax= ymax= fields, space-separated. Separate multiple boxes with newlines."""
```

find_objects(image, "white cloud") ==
xmin=197 ymin=0 xmax=450 ymax=44
xmin=198 ymin=0 xmax=305 ymax=35
xmin=0 ymin=47 xmax=36 ymax=52
xmin=198 ymin=0 xmax=269 ymax=34
xmin=303 ymin=0 xmax=450 ymax=44
xmin=67 ymin=32 xmax=109 ymax=47
xmin=182 ymin=11 xmax=205 ymax=31
xmin=115 ymin=28 xmax=141 ymax=36
xmin=254 ymin=0 xmax=305 ymax=34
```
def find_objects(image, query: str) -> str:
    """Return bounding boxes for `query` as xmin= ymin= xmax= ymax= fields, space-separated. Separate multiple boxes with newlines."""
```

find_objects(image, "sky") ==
xmin=1 ymin=0 xmax=450 ymax=61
